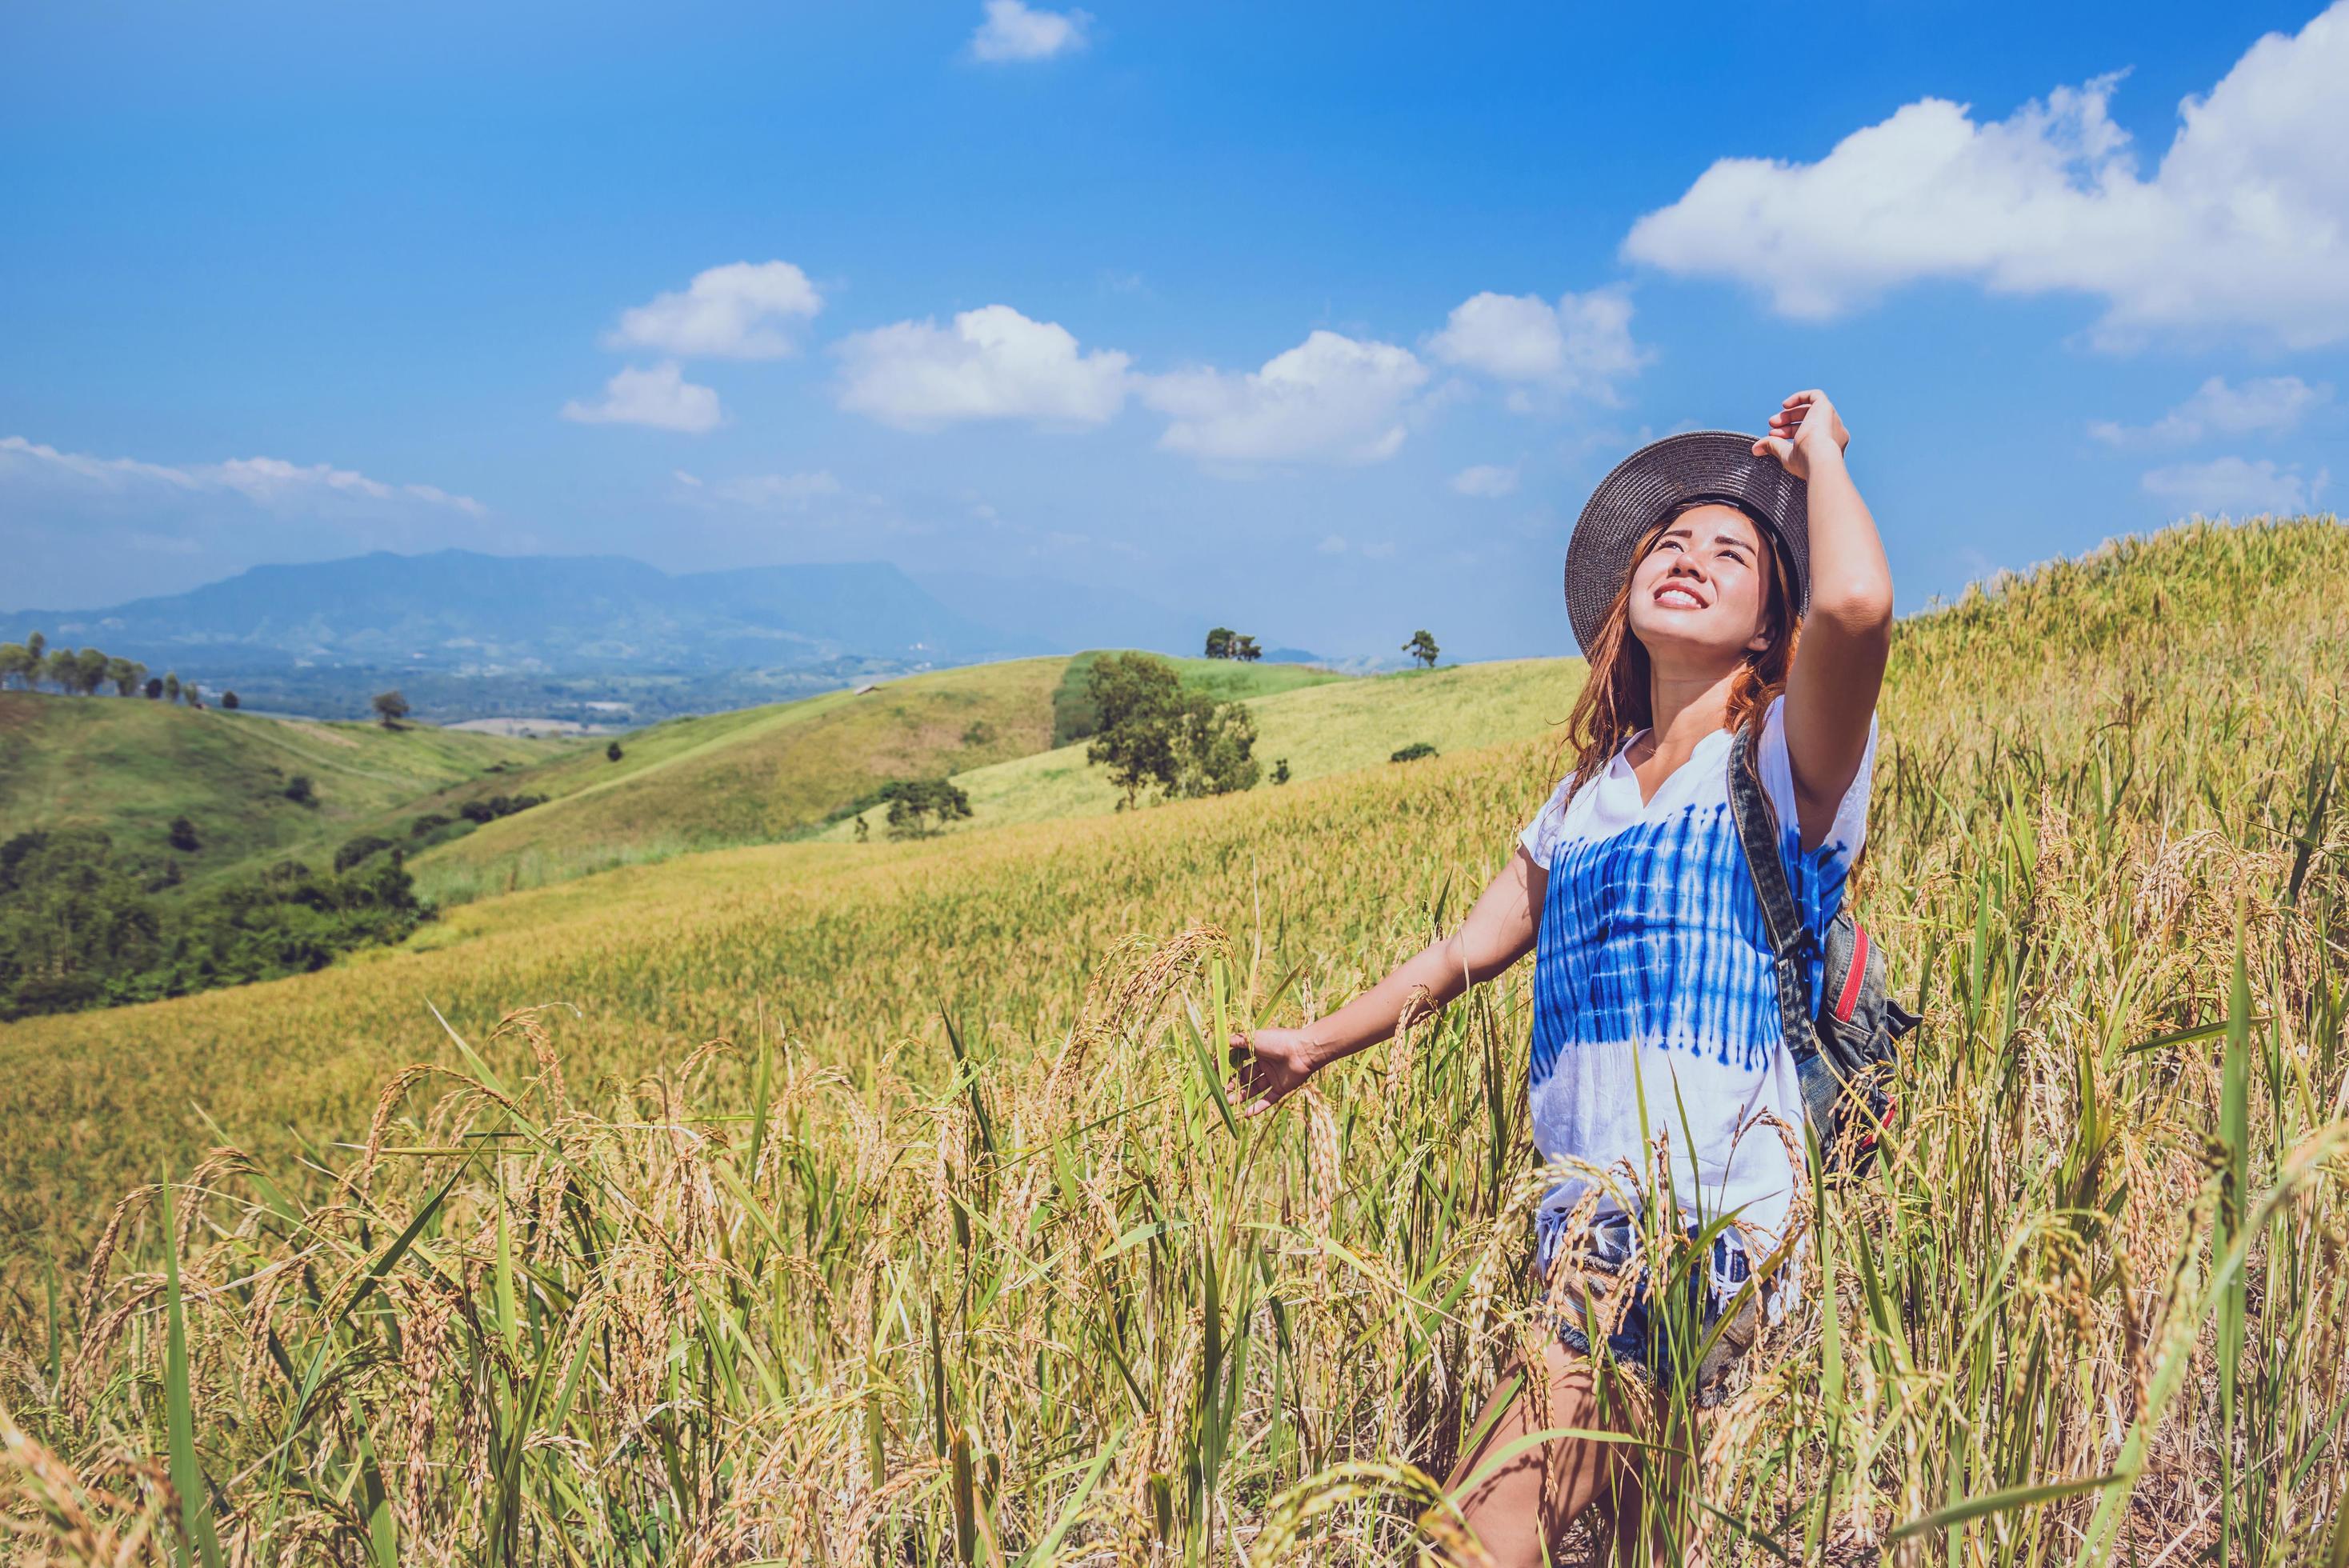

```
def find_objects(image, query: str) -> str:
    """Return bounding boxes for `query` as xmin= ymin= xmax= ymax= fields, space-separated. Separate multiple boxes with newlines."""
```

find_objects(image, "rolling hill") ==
xmin=827 ymin=656 xmax=1579 ymax=838
xmin=402 ymin=652 xmax=1345 ymax=902
xmin=0 ymin=692 xmax=562 ymax=881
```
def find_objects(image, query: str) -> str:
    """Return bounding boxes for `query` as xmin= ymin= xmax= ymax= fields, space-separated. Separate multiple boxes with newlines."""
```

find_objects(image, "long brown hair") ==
xmin=1558 ymin=502 xmax=1799 ymax=806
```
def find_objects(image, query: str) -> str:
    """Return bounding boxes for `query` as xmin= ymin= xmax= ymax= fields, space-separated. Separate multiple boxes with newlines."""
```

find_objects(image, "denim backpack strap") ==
xmin=1726 ymin=725 xmax=1817 ymax=1066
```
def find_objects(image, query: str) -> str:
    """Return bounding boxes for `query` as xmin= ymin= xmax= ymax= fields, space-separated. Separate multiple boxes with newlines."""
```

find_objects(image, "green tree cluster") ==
xmin=879 ymin=778 xmax=974 ymax=839
xmin=1083 ymin=652 xmax=1262 ymax=808
xmin=0 ymin=827 xmax=432 ymax=1020
xmin=0 ymin=631 xmax=152 ymax=699
xmin=1202 ymin=627 xmax=1263 ymax=662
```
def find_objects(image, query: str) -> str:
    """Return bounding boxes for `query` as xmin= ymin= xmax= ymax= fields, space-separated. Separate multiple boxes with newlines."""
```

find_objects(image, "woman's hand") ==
xmin=1227 ymin=1026 xmax=1320 ymax=1118
xmin=1753 ymin=389 xmax=1850 ymax=481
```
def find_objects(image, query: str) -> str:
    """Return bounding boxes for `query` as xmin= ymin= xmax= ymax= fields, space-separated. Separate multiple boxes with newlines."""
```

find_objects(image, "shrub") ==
xmin=606 ymin=741 xmax=624 ymax=762
xmin=283 ymin=774 xmax=315 ymax=805
xmin=1390 ymin=742 xmax=1439 ymax=763
xmin=880 ymin=779 xmax=973 ymax=839
xmin=409 ymin=813 xmax=454 ymax=838
xmin=333 ymin=835 xmax=398 ymax=874
xmin=167 ymin=816 xmax=200 ymax=852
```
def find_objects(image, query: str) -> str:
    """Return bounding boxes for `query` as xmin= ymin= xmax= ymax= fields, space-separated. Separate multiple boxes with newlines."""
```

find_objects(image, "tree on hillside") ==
xmin=1172 ymin=697 xmax=1261 ymax=797
xmin=1403 ymin=629 xmax=1439 ymax=669
xmin=40 ymin=650 xmax=74 ymax=693
xmin=184 ymin=682 xmax=203 ymax=710
xmin=164 ymin=673 xmax=181 ymax=702
xmin=1086 ymin=654 xmax=1187 ymax=808
xmin=144 ymin=676 xmax=164 ymax=700
xmin=1232 ymin=634 xmax=1262 ymax=662
xmin=220 ymin=690 xmax=239 ymax=710
xmin=1204 ymin=627 xmax=1236 ymax=659
xmin=1082 ymin=651 xmax=1263 ymax=807
xmin=881 ymin=778 xmax=972 ymax=839
xmin=25 ymin=632 xmax=45 ymax=666
xmin=373 ymin=690 xmax=411 ymax=728
xmin=606 ymin=740 xmax=624 ymax=762
xmin=74 ymin=649 xmax=110 ymax=695
xmin=0 ymin=645 xmax=31 ymax=690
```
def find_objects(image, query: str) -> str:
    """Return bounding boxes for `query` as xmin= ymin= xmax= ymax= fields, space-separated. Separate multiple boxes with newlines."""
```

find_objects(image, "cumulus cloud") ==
xmin=2141 ymin=455 xmax=2329 ymax=515
xmin=1451 ymin=463 xmax=1520 ymax=498
xmin=1142 ymin=330 xmax=1428 ymax=466
xmin=834 ymin=305 xmax=1130 ymax=428
xmin=561 ymin=362 xmax=723 ymax=434
xmin=605 ymin=262 xmax=822 ymax=360
xmin=1429 ymin=289 xmax=1647 ymax=403
xmin=2090 ymin=375 xmax=2332 ymax=446
xmin=968 ymin=0 xmax=1090 ymax=62
xmin=0 ymin=435 xmax=486 ymax=517
xmin=1623 ymin=4 xmax=2349 ymax=347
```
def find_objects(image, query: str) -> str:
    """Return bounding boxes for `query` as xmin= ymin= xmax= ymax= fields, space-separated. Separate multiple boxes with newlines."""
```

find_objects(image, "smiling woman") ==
xmin=1229 ymin=390 xmax=1894 ymax=1564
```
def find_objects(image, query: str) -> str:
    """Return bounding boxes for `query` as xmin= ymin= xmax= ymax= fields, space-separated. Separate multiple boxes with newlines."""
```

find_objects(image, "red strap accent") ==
xmin=1834 ymin=922 xmax=1869 ymax=1022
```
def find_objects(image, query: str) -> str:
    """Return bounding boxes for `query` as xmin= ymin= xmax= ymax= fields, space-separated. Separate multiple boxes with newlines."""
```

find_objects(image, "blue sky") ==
xmin=4 ymin=0 xmax=2344 ymax=660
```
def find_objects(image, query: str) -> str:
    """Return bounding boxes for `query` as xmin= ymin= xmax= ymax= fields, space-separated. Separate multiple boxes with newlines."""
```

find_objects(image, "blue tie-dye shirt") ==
xmin=1518 ymin=694 xmax=1876 ymax=1288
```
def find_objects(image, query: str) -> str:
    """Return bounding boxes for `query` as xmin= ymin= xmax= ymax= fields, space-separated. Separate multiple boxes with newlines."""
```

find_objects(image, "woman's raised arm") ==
xmin=1756 ymin=389 xmax=1892 ymax=850
xmin=1226 ymin=846 xmax=1545 ymax=1116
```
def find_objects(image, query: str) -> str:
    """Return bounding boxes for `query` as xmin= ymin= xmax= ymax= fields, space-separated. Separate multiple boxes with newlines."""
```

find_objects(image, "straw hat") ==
xmin=1563 ymin=430 xmax=1810 ymax=654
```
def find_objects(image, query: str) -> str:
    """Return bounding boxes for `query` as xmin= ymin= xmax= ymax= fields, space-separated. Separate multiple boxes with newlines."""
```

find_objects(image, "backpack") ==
xmin=1725 ymin=726 xmax=1919 ymax=1169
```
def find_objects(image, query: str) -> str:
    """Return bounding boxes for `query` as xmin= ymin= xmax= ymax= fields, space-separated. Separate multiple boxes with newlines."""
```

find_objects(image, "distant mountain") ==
xmin=2 ymin=550 xmax=1041 ymax=674
xmin=0 ymin=550 xmax=1074 ymax=720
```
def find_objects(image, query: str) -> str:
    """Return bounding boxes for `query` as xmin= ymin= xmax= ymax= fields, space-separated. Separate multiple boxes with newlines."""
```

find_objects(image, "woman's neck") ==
xmin=1632 ymin=666 xmax=1739 ymax=766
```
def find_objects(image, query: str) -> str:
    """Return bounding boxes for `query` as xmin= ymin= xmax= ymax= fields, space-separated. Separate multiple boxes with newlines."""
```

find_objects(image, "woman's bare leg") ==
xmin=1443 ymin=1340 xmax=1643 ymax=1566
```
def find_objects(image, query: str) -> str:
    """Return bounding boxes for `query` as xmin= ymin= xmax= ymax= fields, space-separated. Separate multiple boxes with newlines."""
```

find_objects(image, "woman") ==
xmin=1228 ymin=390 xmax=1891 ymax=1563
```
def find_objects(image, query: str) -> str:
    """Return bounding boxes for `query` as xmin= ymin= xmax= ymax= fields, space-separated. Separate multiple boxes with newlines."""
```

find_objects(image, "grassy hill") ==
xmin=5 ymin=519 xmax=2345 ymax=1559
xmin=829 ymin=656 xmax=1577 ymax=838
xmin=406 ymin=652 xmax=1344 ymax=902
xmin=0 ymin=693 xmax=560 ymax=879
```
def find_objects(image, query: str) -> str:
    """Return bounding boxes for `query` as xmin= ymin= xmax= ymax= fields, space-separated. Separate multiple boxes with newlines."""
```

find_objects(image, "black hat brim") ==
xmin=1563 ymin=430 xmax=1810 ymax=654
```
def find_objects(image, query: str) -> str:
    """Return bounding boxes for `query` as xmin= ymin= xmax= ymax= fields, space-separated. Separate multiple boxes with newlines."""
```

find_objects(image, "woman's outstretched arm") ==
xmin=1754 ymin=388 xmax=1892 ymax=850
xmin=1226 ymin=846 xmax=1544 ymax=1116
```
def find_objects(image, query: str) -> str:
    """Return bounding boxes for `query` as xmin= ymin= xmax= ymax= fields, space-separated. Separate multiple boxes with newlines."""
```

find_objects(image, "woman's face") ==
xmin=1623 ymin=504 xmax=1775 ymax=668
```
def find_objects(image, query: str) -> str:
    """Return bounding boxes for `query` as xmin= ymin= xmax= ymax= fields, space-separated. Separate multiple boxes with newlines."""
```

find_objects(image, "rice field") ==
xmin=2 ymin=518 xmax=2346 ymax=1563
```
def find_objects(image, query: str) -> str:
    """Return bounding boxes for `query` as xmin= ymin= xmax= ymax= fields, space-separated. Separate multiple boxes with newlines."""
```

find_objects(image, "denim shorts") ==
xmin=1533 ymin=1210 xmax=1758 ymax=1408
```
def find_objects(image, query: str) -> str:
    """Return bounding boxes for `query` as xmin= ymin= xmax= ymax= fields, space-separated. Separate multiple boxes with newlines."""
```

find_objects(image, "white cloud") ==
xmin=1428 ymin=289 xmax=1647 ymax=402
xmin=1317 ymin=534 xmax=1350 ymax=554
xmin=561 ymin=362 xmax=723 ymax=434
xmin=969 ymin=0 xmax=1090 ymax=62
xmin=605 ymin=261 xmax=822 ymax=360
xmin=1142 ymin=330 xmax=1428 ymax=466
xmin=1623 ymin=5 xmax=2349 ymax=347
xmin=712 ymin=470 xmax=843 ymax=510
xmin=2090 ymin=374 xmax=2332 ymax=446
xmin=2141 ymin=454 xmax=2329 ymax=514
xmin=1451 ymin=463 xmax=1521 ymax=498
xmin=834 ymin=305 xmax=1130 ymax=428
xmin=0 ymin=435 xmax=487 ymax=517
